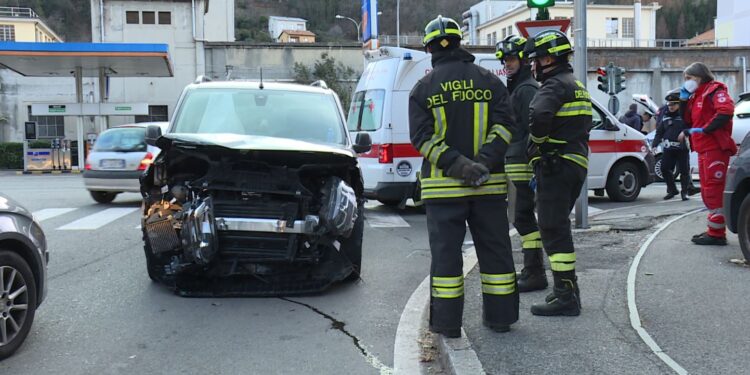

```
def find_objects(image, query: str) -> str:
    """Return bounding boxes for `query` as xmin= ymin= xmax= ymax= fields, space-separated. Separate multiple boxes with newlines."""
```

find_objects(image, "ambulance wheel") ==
xmin=606 ymin=162 xmax=641 ymax=202
xmin=654 ymin=155 xmax=665 ymax=182
xmin=737 ymin=194 xmax=750 ymax=262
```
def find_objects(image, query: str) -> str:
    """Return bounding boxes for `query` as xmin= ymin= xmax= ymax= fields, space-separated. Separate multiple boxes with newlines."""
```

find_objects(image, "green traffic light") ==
xmin=527 ymin=0 xmax=555 ymax=8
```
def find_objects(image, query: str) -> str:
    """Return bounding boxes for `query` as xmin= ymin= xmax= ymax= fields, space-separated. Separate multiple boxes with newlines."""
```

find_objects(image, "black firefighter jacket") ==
xmin=505 ymin=65 xmax=539 ymax=182
xmin=529 ymin=64 xmax=592 ymax=170
xmin=409 ymin=48 xmax=517 ymax=201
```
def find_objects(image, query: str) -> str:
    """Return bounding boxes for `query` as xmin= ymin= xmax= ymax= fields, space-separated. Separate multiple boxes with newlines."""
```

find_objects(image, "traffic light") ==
xmin=613 ymin=66 xmax=626 ymax=94
xmin=527 ymin=0 xmax=554 ymax=20
xmin=596 ymin=67 xmax=610 ymax=94
xmin=527 ymin=0 xmax=555 ymax=8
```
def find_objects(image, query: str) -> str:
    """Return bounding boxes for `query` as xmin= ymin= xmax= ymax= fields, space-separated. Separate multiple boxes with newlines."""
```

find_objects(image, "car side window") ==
xmin=591 ymin=106 xmax=606 ymax=130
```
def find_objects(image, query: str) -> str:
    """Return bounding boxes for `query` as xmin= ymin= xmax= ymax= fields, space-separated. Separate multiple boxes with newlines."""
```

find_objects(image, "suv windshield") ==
xmin=172 ymin=88 xmax=346 ymax=145
xmin=94 ymin=127 xmax=147 ymax=152
xmin=347 ymin=90 xmax=385 ymax=131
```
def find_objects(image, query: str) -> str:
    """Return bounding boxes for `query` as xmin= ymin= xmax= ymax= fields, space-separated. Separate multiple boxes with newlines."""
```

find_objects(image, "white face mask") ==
xmin=684 ymin=79 xmax=699 ymax=93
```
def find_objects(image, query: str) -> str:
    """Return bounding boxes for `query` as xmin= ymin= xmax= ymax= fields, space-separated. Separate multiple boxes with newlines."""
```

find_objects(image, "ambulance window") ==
xmin=591 ymin=106 xmax=605 ymax=129
xmin=347 ymin=90 xmax=385 ymax=131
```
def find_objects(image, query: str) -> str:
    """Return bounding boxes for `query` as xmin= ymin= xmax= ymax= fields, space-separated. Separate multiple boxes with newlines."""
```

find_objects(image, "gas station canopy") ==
xmin=0 ymin=42 xmax=173 ymax=77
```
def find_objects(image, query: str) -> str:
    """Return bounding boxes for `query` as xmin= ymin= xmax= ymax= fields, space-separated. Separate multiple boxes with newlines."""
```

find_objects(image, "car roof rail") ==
xmin=310 ymin=80 xmax=328 ymax=89
xmin=194 ymin=75 xmax=212 ymax=84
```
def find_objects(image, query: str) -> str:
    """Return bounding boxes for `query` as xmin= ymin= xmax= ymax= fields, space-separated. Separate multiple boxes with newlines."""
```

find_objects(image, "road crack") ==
xmin=280 ymin=297 xmax=393 ymax=375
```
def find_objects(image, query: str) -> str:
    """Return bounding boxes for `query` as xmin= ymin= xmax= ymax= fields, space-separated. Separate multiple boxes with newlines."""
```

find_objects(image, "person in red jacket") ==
xmin=678 ymin=62 xmax=737 ymax=245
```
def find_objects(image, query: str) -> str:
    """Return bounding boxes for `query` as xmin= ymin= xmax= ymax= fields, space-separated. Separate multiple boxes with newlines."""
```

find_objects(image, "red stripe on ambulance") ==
xmin=589 ymin=140 xmax=646 ymax=153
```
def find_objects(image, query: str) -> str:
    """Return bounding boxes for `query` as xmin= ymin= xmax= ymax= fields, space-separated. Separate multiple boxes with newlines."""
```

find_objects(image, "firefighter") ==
xmin=652 ymin=89 xmax=690 ymax=201
xmin=525 ymin=30 xmax=591 ymax=316
xmin=409 ymin=15 xmax=519 ymax=337
xmin=495 ymin=35 xmax=546 ymax=292
xmin=678 ymin=62 xmax=737 ymax=246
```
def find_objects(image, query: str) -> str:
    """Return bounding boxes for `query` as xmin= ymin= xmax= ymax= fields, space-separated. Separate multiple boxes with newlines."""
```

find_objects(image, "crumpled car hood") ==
xmin=164 ymin=133 xmax=355 ymax=158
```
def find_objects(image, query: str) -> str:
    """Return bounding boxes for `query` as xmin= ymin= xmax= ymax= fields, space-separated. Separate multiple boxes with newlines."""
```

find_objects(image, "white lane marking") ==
xmin=627 ymin=209 xmax=701 ymax=375
xmin=32 ymin=208 xmax=76 ymax=222
xmin=57 ymin=208 xmax=139 ymax=230
xmin=392 ymin=227 xmax=517 ymax=375
xmin=366 ymin=211 xmax=410 ymax=228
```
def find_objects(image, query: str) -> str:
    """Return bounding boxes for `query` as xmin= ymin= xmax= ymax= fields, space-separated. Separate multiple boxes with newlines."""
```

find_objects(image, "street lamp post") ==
xmin=396 ymin=0 xmax=400 ymax=47
xmin=336 ymin=14 xmax=360 ymax=42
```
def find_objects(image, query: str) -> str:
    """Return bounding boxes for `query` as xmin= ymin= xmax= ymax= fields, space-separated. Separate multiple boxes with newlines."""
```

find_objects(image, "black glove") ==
xmin=446 ymin=155 xmax=489 ymax=187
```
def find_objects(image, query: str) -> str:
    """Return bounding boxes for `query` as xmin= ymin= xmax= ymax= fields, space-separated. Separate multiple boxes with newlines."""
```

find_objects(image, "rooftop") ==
xmin=0 ymin=7 xmax=38 ymax=19
xmin=280 ymin=30 xmax=316 ymax=37
xmin=269 ymin=16 xmax=308 ymax=22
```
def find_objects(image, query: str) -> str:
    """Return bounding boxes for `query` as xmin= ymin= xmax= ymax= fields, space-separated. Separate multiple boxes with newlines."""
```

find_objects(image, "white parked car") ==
xmin=83 ymin=122 xmax=169 ymax=203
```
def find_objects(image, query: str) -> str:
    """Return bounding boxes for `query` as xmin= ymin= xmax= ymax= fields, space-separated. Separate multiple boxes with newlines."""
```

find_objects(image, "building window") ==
xmin=622 ymin=17 xmax=634 ymax=38
xmin=487 ymin=33 xmax=492 ymax=46
xmin=158 ymin=11 xmax=171 ymax=25
xmin=28 ymin=106 xmax=65 ymax=139
xmin=492 ymin=32 xmax=497 ymax=45
xmin=0 ymin=25 xmax=15 ymax=41
xmin=135 ymin=105 xmax=169 ymax=123
xmin=507 ymin=26 xmax=513 ymax=37
xmin=502 ymin=28 xmax=507 ymax=39
xmin=126 ymin=11 xmax=139 ymax=24
xmin=142 ymin=11 xmax=155 ymax=25
xmin=605 ymin=18 xmax=619 ymax=38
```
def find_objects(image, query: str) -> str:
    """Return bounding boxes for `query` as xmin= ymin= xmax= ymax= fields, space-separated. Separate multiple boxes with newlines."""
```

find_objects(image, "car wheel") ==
xmin=340 ymin=205 xmax=364 ymax=282
xmin=737 ymin=194 xmax=750 ymax=262
xmin=0 ymin=250 xmax=38 ymax=360
xmin=90 ymin=191 xmax=118 ymax=204
xmin=141 ymin=229 xmax=166 ymax=282
xmin=606 ymin=161 xmax=642 ymax=202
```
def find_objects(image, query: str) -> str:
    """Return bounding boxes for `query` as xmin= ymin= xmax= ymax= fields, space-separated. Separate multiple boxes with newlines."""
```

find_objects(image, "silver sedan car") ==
xmin=83 ymin=122 xmax=169 ymax=203
xmin=0 ymin=193 xmax=48 ymax=359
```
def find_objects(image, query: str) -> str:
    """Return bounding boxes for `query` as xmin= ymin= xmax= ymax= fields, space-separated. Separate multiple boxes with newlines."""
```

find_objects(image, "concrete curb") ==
xmin=437 ymin=328 xmax=486 ymax=375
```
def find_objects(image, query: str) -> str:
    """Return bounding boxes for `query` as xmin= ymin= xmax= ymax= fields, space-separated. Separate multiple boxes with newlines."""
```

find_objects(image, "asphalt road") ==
xmin=0 ymin=174 xmax=686 ymax=374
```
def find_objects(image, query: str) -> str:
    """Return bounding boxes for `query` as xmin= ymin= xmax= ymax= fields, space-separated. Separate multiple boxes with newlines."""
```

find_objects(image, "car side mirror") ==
xmin=603 ymin=118 xmax=620 ymax=131
xmin=145 ymin=125 xmax=162 ymax=146
xmin=352 ymin=132 xmax=372 ymax=154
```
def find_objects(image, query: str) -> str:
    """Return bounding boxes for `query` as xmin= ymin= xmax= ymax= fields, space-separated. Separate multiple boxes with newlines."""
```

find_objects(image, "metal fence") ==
xmin=378 ymin=35 xmax=731 ymax=49
xmin=0 ymin=7 xmax=38 ymax=19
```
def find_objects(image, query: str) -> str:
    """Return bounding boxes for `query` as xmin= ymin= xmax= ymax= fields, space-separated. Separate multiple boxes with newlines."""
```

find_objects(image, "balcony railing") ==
xmin=0 ymin=7 xmax=38 ymax=19
xmin=378 ymin=35 xmax=730 ymax=49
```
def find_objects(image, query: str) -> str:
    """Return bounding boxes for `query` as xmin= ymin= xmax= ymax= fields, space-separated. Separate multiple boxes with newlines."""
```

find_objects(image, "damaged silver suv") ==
xmin=139 ymin=79 xmax=372 ymax=296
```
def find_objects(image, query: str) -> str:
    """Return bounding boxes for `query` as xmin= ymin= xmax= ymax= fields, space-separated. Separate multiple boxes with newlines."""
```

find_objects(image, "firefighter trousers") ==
xmin=426 ymin=197 xmax=519 ymax=331
xmin=508 ymin=163 xmax=543 ymax=268
xmin=534 ymin=158 xmax=586 ymax=279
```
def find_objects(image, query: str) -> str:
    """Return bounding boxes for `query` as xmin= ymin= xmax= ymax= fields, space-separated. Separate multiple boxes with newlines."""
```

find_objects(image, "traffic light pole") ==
xmin=573 ymin=0 xmax=588 ymax=228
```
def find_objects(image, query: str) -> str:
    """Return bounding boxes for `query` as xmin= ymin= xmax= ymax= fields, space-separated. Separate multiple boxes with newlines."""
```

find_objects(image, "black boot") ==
xmin=517 ymin=267 xmax=548 ymax=292
xmin=518 ymin=249 xmax=548 ymax=292
xmin=532 ymin=277 xmax=580 ymax=316
xmin=663 ymin=191 xmax=677 ymax=200
xmin=681 ymin=192 xmax=688 ymax=201
xmin=687 ymin=185 xmax=701 ymax=196
xmin=691 ymin=232 xmax=727 ymax=246
xmin=430 ymin=327 xmax=461 ymax=338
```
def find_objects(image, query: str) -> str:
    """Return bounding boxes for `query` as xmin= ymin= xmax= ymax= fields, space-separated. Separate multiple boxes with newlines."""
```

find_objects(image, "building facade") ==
xmin=0 ymin=6 xmax=63 ymax=43
xmin=465 ymin=1 xmax=661 ymax=48
xmin=89 ymin=0 xmax=235 ymax=127
xmin=716 ymin=0 xmax=750 ymax=47
xmin=278 ymin=30 xmax=316 ymax=43
xmin=268 ymin=16 xmax=308 ymax=42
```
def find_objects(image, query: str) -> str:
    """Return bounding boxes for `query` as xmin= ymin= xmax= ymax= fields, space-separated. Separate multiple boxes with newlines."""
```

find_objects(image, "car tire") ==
xmin=0 ymin=249 xmax=38 ymax=360
xmin=737 ymin=194 xmax=750 ymax=262
xmin=340 ymin=205 xmax=364 ymax=282
xmin=606 ymin=161 xmax=642 ymax=202
xmin=90 ymin=191 xmax=118 ymax=204
xmin=654 ymin=154 xmax=665 ymax=182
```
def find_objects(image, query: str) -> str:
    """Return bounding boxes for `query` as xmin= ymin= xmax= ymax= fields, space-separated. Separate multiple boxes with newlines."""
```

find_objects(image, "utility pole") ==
xmin=573 ymin=0 xmax=588 ymax=228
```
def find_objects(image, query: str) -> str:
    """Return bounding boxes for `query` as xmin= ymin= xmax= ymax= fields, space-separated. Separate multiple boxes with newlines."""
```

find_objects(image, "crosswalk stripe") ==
xmin=57 ymin=208 xmax=139 ymax=230
xmin=366 ymin=211 xmax=410 ymax=228
xmin=32 ymin=208 xmax=77 ymax=222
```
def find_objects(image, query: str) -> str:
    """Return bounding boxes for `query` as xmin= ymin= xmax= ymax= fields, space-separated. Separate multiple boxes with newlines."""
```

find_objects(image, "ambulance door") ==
xmin=587 ymin=103 xmax=619 ymax=189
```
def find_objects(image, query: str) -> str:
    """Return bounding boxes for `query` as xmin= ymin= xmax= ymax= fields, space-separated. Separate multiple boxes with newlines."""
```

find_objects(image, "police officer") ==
xmin=525 ymin=30 xmax=591 ymax=316
xmin=652 ymin=89 xmax=690 ymax=201
xmin=410 ymin=15 xmax=519 ymax=337
xmin=495 ymin=35 xmax=546 ymax=292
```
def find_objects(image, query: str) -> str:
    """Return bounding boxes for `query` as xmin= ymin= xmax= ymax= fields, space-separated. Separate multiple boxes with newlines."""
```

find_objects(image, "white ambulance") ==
xmin=347 ymin=46 xmax=655 ymax=206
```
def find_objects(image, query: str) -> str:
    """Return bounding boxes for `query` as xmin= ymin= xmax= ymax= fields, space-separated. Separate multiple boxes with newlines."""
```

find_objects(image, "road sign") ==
xmin=361 ymin=0 xmax=379 ymax=49
xmin=515 ymin=19 xmax=570 ymax=38
xmin=31 ymin=103 xmax=148 ymax=116
xmin=24 ymin=121 xmax=36 ymax=140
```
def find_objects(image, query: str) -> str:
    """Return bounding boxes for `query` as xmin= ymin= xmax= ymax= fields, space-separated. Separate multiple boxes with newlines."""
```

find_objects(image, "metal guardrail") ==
xmin=378 ymin=35 xmax=731 ymax=48
xmin=0 ymin=7 xmax=38 ymax=19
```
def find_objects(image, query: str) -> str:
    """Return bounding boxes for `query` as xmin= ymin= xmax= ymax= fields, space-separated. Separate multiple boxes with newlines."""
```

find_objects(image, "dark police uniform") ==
xmin=409 ymin=16 xmax=519 ymax=336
